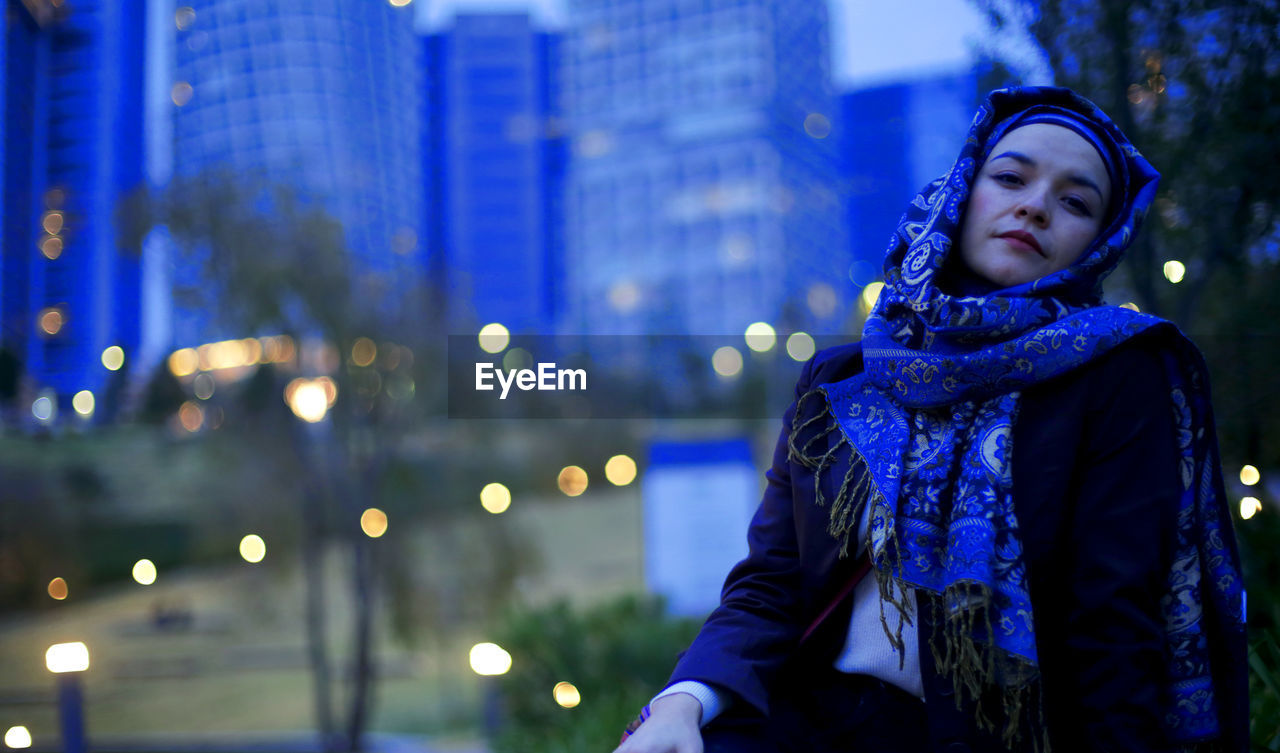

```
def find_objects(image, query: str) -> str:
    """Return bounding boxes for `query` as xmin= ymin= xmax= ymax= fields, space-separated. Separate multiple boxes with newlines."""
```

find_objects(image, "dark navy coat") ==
xmin=667 ymin=337 xmax=1246 ymax=752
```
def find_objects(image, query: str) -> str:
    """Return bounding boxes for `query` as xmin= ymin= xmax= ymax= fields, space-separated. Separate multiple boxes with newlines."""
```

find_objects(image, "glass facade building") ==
xmin=2 ymin=0 xmax=146 ymax=420
xmin=167 ymin=0 xmax=423 ymax=345
xmin=560 ymin=0 xmax=846 ymax=336
xmin=839 ymin=69 xmax=979 ymax=276
xmin=424 ymin=13 xmax=564 ymax=336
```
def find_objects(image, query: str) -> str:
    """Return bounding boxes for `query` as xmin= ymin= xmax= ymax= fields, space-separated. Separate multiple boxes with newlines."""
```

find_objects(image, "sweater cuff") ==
xmin=652 ymin=680 xmax=728 ymax=727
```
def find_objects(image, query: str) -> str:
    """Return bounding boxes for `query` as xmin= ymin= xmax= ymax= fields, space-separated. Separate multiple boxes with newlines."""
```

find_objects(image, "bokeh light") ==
xmin=388 ymin=0 xmax=413 ymax=6
xmin=288 ymin=380 xmax=330 ymax=423
xmin=787 ymin=332 xmax=816 ymax=362
xmin=193 ymin=373 xmax=215 ymax=400
xmin=803 ymin=113 xmax=831 ymax=139
xmin=45 ymin=642 xmax=89 ymax=673
xmin=351 ymin=337 xmax=377 ymax=367
xmin=71 ymin=390 xmax=94 ymax=417
xmin=503 ymin=347 xmax=533 ymax=372
xmin=171 ymin=81 xmax=193 ymax=107
xmin=558 ymin=466 xmax=588 ymax=497
xmin=360 ymin=508 xmax=389 ymax=538
xmin=722 ymin=234 xmax=754 ymax=264
xmin=132 ymin=559 xmax=157 ymax=585
xmin=604 ymin=455 xmax=637 ymax=486
xmin=860 ymin=281 xmax=884 ymax=313
xmin=242 ymin=338 xmax=263 ymax=364
xmin=469 ymin=642 xmax=512 ymax=676
xmin=47 ymin=578 xmax=68 ymax=601
xmin=1163 ymin=260 xmax=1186 ymax=284
xmin=169 ymin=348 xmax=199 ymax=377
xmin=1241 ymin=497 xmax=1262 ymax=520
xmin=38 ymin=308 xmax=64 ymax=335
xmin=744 ymin=322 xmax=776 ymax=353
xmin=553 ymin=681 xmax=581 ymax=708
xmin=174 ymin=6 xmax=195 ymax=29
xmin=178 ymin=401 xmax=204 ymax=432
xmin=478 ymin=323 xmax=510 ymax=354
xmin=1120 ymin=302 xmax=1141 ymax=312
xmin=41 ymin=211 xmax=63 ymax=235
xmin=1240 ymin=465 xmax=1260 ymax=486
xmin=4 ymin=726 xmax=31 ymax=749
xmin=807 ymin=283 xmax=837 ymax=318
xmin=480 ymin=482 xmax=512 ymax=514
xmin=31 ymin=395 xmax=54 ymax=423
xmin=239 ymin=534 xmax=266 ymax=563
xmin=608 ymin=280 xmax=641 ymax=312
xmin=40 ymin=236 xmax=63 ymax=259
xmin=275 ymin=335 xmax=297 ymax=364
xmin=101 ymin=345 xmax=125 ymax=371
xmin=711 ymin=346 xmax=743 ymax=377
xmin=315 ymin=376 xmax=338 ymax=404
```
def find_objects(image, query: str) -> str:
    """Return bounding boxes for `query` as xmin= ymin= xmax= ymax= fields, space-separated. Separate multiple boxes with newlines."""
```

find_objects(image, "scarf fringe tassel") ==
xmin=789 ymin=388 xmax=1054 ymax=752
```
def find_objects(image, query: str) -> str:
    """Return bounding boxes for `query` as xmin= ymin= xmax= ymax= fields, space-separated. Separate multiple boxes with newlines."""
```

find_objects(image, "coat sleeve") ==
xmin=1057 ymin=339 xmax=1183 ymax=752
xmin=662 ymin=354 xmax=819 ymax=717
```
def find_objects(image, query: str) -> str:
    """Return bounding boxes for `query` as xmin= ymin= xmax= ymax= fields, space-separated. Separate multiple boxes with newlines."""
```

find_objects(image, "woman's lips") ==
xmin=998 ymin=231 xmax=1044 ymax=256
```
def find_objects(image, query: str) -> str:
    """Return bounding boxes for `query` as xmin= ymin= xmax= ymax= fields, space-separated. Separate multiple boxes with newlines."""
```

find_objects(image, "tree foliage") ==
xmin=119 ymin=168 xmax=445 ymax=752
xmin=491 ymin=595 xmax=701 ymax=753
xmin=972 ymin=0 xmax=1280 ymax=459
xmin=973 ymin=2 xmax=1280 ymax=744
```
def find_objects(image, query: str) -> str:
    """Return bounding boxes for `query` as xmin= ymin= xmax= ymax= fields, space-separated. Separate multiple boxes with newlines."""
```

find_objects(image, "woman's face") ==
xmin=958 ymin=123 xmax=1113 ymax=288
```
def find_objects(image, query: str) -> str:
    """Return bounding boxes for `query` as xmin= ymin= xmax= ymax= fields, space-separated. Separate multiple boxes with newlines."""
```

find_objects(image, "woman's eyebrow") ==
xmin=989 ymin=150 xmax=1105 ymax=202
xmin=1066 ymin=174 xmax=1106 ymax=203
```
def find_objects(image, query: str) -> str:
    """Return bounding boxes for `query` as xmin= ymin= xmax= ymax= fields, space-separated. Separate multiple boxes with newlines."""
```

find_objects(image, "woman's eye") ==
xmin=992 ymin=172 xmax=1022 ymax=185
xmin=1063 ymin=196 xmax=1093 ymax=216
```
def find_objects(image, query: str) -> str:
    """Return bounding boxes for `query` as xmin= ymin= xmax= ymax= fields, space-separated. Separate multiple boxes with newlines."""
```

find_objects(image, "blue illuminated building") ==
xmin=839 ymin=69 xmax=979 ymax=276
xmin=167 ymin=0 xmax=423 ymax=346
xmin=1 ymin=0 xmax=146 ymax=422
xmin=424 ymin=13 xmax=564 ymax=336
xmin=560 ymin=0 xmax=846 ymax=336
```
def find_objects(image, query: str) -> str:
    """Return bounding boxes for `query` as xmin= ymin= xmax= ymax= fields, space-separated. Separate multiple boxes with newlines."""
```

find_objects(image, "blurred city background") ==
xmin=1 ymin=0 xmax=1278 ymax=751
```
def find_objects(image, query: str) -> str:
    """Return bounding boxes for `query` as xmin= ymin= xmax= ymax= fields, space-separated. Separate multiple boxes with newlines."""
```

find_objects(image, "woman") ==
xmin=614 ymin=87 xmax=1249 ymax=753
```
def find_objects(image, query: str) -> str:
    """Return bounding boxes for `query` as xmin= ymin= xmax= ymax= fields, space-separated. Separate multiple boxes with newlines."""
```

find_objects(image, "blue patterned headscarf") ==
xmin=792 ymin=87 xmax=1247 ymax=749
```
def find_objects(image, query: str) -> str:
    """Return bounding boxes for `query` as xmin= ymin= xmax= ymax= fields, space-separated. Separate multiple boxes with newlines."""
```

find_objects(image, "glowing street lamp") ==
xmin=45 ymin=642 xmax=89 ymax=753
xmin=469 ymin=642 xmax=512 ymax=676
xmin=470 ymin=642 xmax=511 ymax=738
xmin=286 ymin=378 xmax=334 ymax=423
xmin=4 ymin=726 xmax=31 ymax=749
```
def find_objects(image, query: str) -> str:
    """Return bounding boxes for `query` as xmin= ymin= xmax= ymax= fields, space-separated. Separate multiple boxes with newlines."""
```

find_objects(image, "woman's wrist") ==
xmin=649 ymin=691 xmax=703 ymax=726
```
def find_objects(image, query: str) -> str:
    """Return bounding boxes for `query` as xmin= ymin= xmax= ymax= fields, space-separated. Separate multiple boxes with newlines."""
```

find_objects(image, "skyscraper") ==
xmin=2 ymin=0 xmax=146 ymax=422
xmin=560 ymin=0 xmax=846 ymax=337
xmin=166 ymin=0 xmax=423 ymax=345
xmin=839 ymin=69 xmax=979 ymax=276
xmin=424 ymin=13 xmax=564 ymax=336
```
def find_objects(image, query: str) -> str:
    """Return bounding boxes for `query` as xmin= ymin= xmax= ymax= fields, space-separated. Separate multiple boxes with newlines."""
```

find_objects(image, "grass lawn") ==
xmin=0 ymin=485 xmax=644 ymax=747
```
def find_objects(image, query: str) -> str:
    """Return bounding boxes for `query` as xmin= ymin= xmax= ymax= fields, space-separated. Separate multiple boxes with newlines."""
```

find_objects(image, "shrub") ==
xmin=490 ymin=594 xmax=701 ymax=753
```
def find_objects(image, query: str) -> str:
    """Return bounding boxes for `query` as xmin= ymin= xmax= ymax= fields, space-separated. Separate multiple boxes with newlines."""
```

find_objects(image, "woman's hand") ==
xmin=612 ymin=692 xmax=703 ymax=753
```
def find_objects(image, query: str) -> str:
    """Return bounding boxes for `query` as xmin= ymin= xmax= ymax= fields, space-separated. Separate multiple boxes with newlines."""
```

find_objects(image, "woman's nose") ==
xmin=1014 ymin=191 xmax=1049 ymax=225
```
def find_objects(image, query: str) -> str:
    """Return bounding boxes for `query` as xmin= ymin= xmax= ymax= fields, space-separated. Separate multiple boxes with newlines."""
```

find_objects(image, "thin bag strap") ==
xmin=799 ymin=550 xmax=872 ymax=645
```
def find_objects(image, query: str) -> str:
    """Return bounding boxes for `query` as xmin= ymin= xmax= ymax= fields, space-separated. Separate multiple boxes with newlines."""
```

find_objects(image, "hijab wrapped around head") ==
xmin=790 ymin=86 xmax=1247 ymax=750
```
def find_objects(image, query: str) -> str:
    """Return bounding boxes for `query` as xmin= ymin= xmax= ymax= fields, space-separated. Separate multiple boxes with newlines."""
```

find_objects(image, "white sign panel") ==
xmin=643 ymin=438 xmax=759 ymax=617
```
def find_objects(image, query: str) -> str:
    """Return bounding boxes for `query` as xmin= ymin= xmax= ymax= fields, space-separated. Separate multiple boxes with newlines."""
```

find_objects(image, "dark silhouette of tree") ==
xmin=139 ymin=361 xmax=186 ymax=425
xmin=120 ymin=168 xmax=440 ymax=752
xmin=972 ymin=0 xmax=1280 ymax=462
xmin=0 ymin=345 xmax=22 ymax=423
xmin=976 ymin=0 xmax=1280 ymax=320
